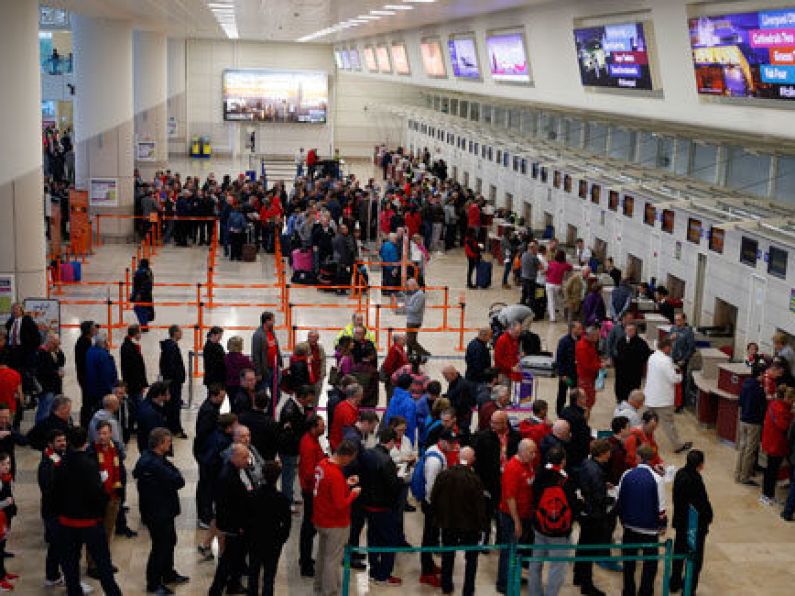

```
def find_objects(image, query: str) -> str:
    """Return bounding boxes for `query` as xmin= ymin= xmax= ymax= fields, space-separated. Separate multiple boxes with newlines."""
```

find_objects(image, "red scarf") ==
xmin=94 ymin=442 xmax=122 ymax=496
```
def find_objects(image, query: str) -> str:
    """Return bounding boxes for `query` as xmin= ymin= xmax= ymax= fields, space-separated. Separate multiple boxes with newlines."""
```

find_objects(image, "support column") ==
xmin=134 ymin=30 xmax=168 ymax=175
xmin=167 ymin=38 xmax=187 ymax=156
xmin=0 ymin=0 xmax=46 ymax=300
xmin=73 ymin=16 xmax=134 ymax=239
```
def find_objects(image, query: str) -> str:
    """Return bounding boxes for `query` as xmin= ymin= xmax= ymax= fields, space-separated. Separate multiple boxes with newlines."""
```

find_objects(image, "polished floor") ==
xmin=12 ymin=159 xmax=794 ymax=595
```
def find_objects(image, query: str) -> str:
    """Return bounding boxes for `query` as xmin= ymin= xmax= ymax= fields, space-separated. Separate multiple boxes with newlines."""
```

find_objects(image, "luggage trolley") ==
xmin=515 ymin=354 xmax=556 ymax=408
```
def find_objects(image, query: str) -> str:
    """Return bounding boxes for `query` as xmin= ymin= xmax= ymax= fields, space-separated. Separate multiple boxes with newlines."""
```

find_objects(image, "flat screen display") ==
xmin=540 ymin=167 xmax=548 ymax=183
xmin=349 ymin=48 xmax=361 ymax=70
xmin=391 ymin=43 xmax=410 ymax=75
xmin=364 ymin=46 xmax=378 ymax=72
xmin=334 ymin=50 xmax=343 ymax=69
xmin=689 ymin=8 xmax=795 ymax=101
xmin=709 ymin=227 xmax=724 ymax=253
xmin=421 ymin=39 xmax=447 ymax=77
xmin=768 ymin=246 xmax=788 ymax=278
xmin=644 ymin=203 xmax=656 ymax=226
xmin=341 ymin=50 xmax=351 ymax=70
xmin=623 ymin=195 xmax=635 ymax=217
xmin=662 ymin=209 xmax=675 ymax=233
xmin=608 ymin=190 xmax=619 ymax=211
xmin=740 ymin=236 xmax=758 ymax=266
xmin=591 ymin=184 xmax=601 ymax=204
xmin=222 ymin=69 xmax=328 ymax=123
xmin=687 ymin=217 xmax=702 ymax=243
xmin=573 ymin=22 xmax=652 ymax=90
xmin=376 ymin=45 xmax=391 ymax=73
xmin=564 ymin=175 xmax=573 ymax=193
xmin=553 ymin=171 xmax=561 ymax=189
xmin=532 ymin=163 xmax=539 ymax=179
xmin=449 ymin=35 xmax=480 ymax=79
xmin=486 ymin=31 xmax=531 ymax=83
xmin=578 ymin=179 xmax=587 ymax=199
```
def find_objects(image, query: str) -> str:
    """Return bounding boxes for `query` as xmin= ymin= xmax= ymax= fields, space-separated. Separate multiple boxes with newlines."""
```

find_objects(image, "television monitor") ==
xmin=222 ymin=69 xmax=328 ymax=123
xmin=532 ymin=163 xmax=540 ymax=179
xmin=768 ymin=246 xmax=788 ymax=278
xmin=662 ymin=209 xmax=675 ymax=234
xmin=573 ymin=22 xmax=653 ymax=90
xmin=341 ymin=50 xmax=351 ymax=70
xmin=503 ymin=152 xmax=510 ymax=168
xmin=687 ymin=217 xmax=702 ymax=244
xmin=740 ymin=236 xmax=758 ymax=266
xmin=448 ymin=34 xmax=481 ymax=79
xmin=608 ymin=190 xmax=619 ymax=211
xmin=391 ymin=43 xmax=410 ymax=75
xmin=521 ymin=159 xmax=528 ymax=175
xmin=334 ymin=50 xmax=344 ymax=69
xmin=540 ymin=167 xmax=548 ymax=183
xmin=564 ymin=175 xmax=572 ymax=193
xmin=376 ymin=45 xmax=391 ymax=73
xmin=623 ymin=195 xmax=635 ymax=217
xmin=364 ymin=46 xmax=378 ymax=72
xmin=496 ymin=149 xmax=502 ymax=163
xmin=488 ymin=146 xmax=493 ymax=161
xmin=513 ymin=156 xmax=520 ymax=172
xmin=591 ymin=184 xmax=601 ymax=204
xmin=485 ymin=30 xmax=531 ymax=83
xmin=709 ymin=226 xmax=724 ymax=253
xmin=420 ymin=38 xmax=447 ymax=78
xmin=644 ymin=203 xmax=656 ymax=226
xmin=553 ymin=171 xmax=561 ymax=189
xmin=578 ymin=179 xmax=587 ymax=199
xmin=349 ymin=48 xmax=361 ymax=70
xmin=689 ymin=8 xmax=795 ymax=102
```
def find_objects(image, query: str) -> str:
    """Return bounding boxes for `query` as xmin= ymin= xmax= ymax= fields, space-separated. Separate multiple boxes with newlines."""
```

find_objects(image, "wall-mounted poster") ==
xmin=349 ymin=48 xmax=361 ymax=70
xmin=573 ymin=22 xmax=653 ymax=90
xmin=136 ymin=141 xmax=156 ymax=161
xmin=376 ymin=45 xmax=392 ymax=73
xmin=689 ymin=8 xmax=795 ymax=101
xmin=23 ymin=297 xmax=60 ymax=343
xmin=364 ymin=46 xmax=378 ymax=72
xmin=167 ymin=116 xmax=177 ymax=138
xmin=0 ymin=275 xmax=14 ymax=315
xmin=89 ymin=178 xmax=118 ymax=207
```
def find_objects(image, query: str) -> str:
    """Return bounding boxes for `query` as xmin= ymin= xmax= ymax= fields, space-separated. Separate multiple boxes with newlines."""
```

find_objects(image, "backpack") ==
xmin=535 ymin=482 xmax=573 ymax=537
xmin=410 ymin=450 xmax=444 ymax=502
xmin=420 ymin=418 xmax=442 ymax=454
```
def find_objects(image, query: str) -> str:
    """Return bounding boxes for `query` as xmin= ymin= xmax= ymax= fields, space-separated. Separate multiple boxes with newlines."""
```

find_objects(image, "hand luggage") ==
xmin=60 ymin=263 xmax=75 ymax=282
xmin=476 ymin=260 xmax=492 ymax=289
xmin=242 ymin=244 xmax=257 ymax=262
xmin=292 ymin=248 xmax=313 ymax=272
xmin=290 ymin=270 xmax=316 ymax=285
xmin=71 ymin=261 xmax=82 ymax=282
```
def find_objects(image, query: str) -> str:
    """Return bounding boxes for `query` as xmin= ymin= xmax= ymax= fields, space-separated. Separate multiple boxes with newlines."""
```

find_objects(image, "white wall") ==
xmin=344 ymin=0 xmax=795 ymax=140
xmin=180 ymin=39 xmax=412 ymax=158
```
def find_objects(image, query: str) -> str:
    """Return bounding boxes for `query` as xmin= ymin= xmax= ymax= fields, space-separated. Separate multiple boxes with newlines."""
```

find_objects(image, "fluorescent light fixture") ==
xmin=371 ymin=10 xmax=396 ymax=15
xmin=357 ymin=15 xmax=380 ymax=20
xmin=384 ymin=4 xmax=413 ymax=9
xmin=403 ymin=0 xmax=436 ymax=3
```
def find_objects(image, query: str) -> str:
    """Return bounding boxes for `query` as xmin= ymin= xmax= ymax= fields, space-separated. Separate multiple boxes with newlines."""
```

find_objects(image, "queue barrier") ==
xmin=342 ymin=539 xmax=695 ymax=596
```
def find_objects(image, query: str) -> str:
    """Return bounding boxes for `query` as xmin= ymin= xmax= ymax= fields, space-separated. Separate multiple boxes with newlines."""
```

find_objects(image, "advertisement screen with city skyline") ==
xmin=222 ymin=69 xmax=328 ymax=123
xmin=486 ymin=31 xmax=530 ymax=82
xmin=574 ymin=22 xmax=653 ymax=90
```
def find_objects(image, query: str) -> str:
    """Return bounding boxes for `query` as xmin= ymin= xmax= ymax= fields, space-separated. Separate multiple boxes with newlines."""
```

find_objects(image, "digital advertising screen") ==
xmin=768 ymin=246 xmax=788 ymax=278
xmin=689 ymin=8 xmax=795 ymax=101
xmin=448 ymin=35 xmax=481 ymax=79
xmin=334 ymin=50 xmax=343 ymax=69
xmin=623 ymin=195 xmax=635 ymax=217
xmin=391 ymin=43 xmax=411 ymax=75
xmin=485 ymin=31 xmax=531 ymax=83
xmin=662 ymin=209 xmax=675 ymax=233
xmin=591 ymin=184 xmax=601 ymax=204
xmin=341 ymin=49 xmax=351 ymax=70
xmin=709 ymin=227 xmax=725 ymax=253
xmin=376 ymin=45 xmax=392 ymax=73
xmin=420 ymin=38 xmax=447 ymax=77
xmin=687 ymin=218 xmax=702 ymax=244
xmin=364 ymin=46 xmax=378 ymax=72
xmin=573 ymin=22 xmax=653 ymax=90
xmin=644 ymin=203 xmax=656 ymax=226
xmin=740 ymin=236 xmax=759 ymax=266
xmin=608 ymin=190 xmax=619 ymax=211
xmin=349 ymin=48 xmax=361 ymax=70
xmin=222 ymin=69 xmax=328 ymax=124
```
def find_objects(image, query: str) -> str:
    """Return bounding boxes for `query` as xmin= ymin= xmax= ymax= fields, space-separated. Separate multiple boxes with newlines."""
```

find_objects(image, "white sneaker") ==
xmin=44 ymin=575 xmax=65 ymax=587
xmin=81 ymin=582 xmax=94 ymax=594
xmin=759 ymin=495 xmax=774 ymax=506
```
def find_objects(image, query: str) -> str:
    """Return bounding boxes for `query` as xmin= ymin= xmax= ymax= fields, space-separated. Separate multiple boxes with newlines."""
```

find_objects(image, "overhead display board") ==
xmin=420 ymin=38 xmax=447 ymax=78
xmin=391 ymin=42 xmax=411 ymax=75
xmin=448 ymin=34 xmax=481 ymax=79
xmin=485 ymin=30 xmax=531 ymax=83
xmin=364 ymin=46 xmax=378 ymax=72
xmin=222 ymin=69 xmax=328 ymax=123
xmin=689 ymin=8 xmax=795 ymax=101
xmin=573 ymin=22 xmax=653 ymax=90
xmin=349 ymin=48 xmax=361 ymax=70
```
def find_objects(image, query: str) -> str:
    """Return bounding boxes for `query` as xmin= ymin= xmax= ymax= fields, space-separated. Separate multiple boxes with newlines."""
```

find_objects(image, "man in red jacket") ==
xmin=313 ymin=440 xmax=361 ymax=596
xmin=299 ymin=415 xmax=326 ymax=577
xmin=761 ymin=385 xmax=795 ymax=505
xmin=329 ymin=383 xmax=362 ymax=452
xmin=382 ymin=334 xmax=408 ymax=403
xmin=576 ymin=326 xmax=603 ymax=410
xmin=494 ymin=322 xmax=522 ymax=384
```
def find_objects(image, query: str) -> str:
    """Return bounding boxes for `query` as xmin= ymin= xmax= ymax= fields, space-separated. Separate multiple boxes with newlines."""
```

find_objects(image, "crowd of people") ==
xmin=3 ymin=149 xmax=795 ymax=596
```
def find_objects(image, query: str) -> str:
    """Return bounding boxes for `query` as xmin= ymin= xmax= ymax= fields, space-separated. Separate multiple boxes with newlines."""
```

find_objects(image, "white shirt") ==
xmin=424 ymin=445 xmax=447 ymax=503
xmin=536 ymin=254 xmax=548 ymax=285
xmin=295 ymin=150 xmax=305 ymax=166
xmin=576 ymin=247 xmax=592 ymax=265
xmin=390 ymin=435 xmax=415 ymax=482
xmin=643 ymin=350 xmax=682 ymax=408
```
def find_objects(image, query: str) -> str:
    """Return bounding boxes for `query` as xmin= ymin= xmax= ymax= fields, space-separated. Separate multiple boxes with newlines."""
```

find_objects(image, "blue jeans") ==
xmin=296 ymin=165 xmax=304 ymax=178
xmin=36 ymin=392 xmax=56 ymax=424
xmin=502 ymin=260 xmax=512 ymax=285
xmin=366 ymin=510 xmax=399 ymax=581
xmin=280 ymin=454 xmax=298 ymax=502
xmin=529 ymin=533 xmax=570 ymax=596
xmin=783 ymin=462 xmax=795 ymax=517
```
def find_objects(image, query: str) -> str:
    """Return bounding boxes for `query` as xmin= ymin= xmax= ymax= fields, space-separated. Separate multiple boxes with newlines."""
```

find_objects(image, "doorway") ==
xmin=626 ymin=253 xmax=643 ymax=283
xmin=489 ymin=184 xmax=497 ymax=203
xmin=476 ymin=178 xmax=483 ymax=194
xmin=692 ymin=254 xmax=707 ymax=326
xmin=523 ymin=202 xmax=532 ymax=228
xmin=666 ymin=274 xmax=686 ymax=301
xmin=463 ymin=171 xmax=469 ymax=188
xmin=505 ymin=192 xmax=514 ymax=212
xmin=745 ymin=275 xmax=767 ymax=346
xmin=566 ymin=224 xmax=578 ymax=247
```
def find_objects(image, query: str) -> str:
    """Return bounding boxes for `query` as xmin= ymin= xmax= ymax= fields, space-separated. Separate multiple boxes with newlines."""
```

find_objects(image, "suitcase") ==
xmin=60 ymin=263 xmax=75 ymax=282
xmin=242 ymin=244 xmax=257 ymax=262
xmin=291 ymin=270 xmax=316 ymax=285
xmin=71 ymin=261 xmax=82 ymax=282
xmin=292 ymin=248 xmax=313 ymax=272
xmin=476 ymin=260 xmax=492 ymax=289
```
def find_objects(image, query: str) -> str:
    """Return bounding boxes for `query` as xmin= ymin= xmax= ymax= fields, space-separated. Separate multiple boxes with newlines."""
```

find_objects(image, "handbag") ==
xmin=327 ymin=366 xmax=341 ymax=387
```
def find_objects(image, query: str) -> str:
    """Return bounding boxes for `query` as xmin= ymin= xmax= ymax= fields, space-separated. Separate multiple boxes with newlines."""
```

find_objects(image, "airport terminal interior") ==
xmin=2 ymin=0 xmax=795 ymax=595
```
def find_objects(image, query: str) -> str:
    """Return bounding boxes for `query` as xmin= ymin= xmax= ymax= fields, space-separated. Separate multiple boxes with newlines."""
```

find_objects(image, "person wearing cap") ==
xmin=202 ymin=327 xmax=226 ymax=397
xmin=430 ymin=446 xmax=488 ymax=596
xmin=735 ymin=362 xmax=769 ymax=486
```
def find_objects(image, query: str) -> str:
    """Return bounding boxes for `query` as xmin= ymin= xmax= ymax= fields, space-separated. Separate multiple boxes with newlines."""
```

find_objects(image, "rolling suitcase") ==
xmin=71 ymin=261 xmax=82 ymax=282
xmin=476 ymin=260 xmax=492 ymax=289
xmin=242 ymin=244 xmax=257 ymax=262
xmin=292 ymin=248 xmax=313 ymax=272
xmin=60 ymin=263 xmax=75 ymax=282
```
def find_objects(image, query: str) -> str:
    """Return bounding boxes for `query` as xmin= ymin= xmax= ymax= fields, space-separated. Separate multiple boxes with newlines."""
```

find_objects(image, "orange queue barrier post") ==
xmin=458 ymin=303 xmax=466 ymax=352
xmin=117 ymin=282 xmax=125 ymax=324
xmin=443 ymin=286 xmax=449 ymax=328
xmin=374 ymin=304 xmax=381 ymax=351
xmin=124 ymin=269 xmax=131 ymax=310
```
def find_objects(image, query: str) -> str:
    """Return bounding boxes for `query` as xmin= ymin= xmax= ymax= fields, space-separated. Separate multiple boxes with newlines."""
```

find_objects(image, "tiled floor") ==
xmin=10 ymin=159 xmax=794 ymax=595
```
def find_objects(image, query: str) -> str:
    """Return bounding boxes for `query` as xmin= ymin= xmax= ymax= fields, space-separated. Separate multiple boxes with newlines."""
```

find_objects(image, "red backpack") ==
xmin=535 ymin=481 xmax=572 ymax=537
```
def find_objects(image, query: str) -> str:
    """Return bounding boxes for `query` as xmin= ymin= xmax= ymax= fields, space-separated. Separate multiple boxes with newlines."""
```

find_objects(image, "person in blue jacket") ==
xmin=555 ymin=322 xmax=583 ymax=417
xmin=384 ymin=374 xmax=418 ymax=446
xmin=83 ymin=333 xmax=118 ymax=427
xmin=380 ymin=233 xmax=400 ymax=296
xmin=136 ymin=382 xmax=170 ymax=456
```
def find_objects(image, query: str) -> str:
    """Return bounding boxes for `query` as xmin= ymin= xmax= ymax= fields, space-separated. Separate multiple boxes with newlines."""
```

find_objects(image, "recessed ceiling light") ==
xmin=384 ymin=4 xmax=413 ymax=9
xmin=371 ymin=10 xmax=396 ymax=15
xmin=402 ymin=0 xmax=436 ymax=3
xmin=357 ymin=15 xmax=380 ymax=20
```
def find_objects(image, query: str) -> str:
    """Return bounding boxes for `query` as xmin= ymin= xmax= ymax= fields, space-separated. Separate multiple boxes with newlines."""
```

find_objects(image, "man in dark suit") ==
xmin=5 ymin=302 xmax=41 ymax=375
xmin=120 ymin=324 xmax=148 ymax=431
xmin=74 ymin=321 xmax=98 ymax=420
xmin=136 ymin=382 xmax=170 ymax=456
xmin=555 ymin=322 xmax=583 ymax=416
xmin=159 ymin=325 xmax=186 ymax=438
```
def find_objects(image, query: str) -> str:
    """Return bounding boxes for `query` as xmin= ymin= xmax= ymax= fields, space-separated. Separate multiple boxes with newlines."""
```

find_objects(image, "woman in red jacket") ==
xmin=464 ymin=228 xmax=482 ymax=289
xmin=381 ymin=334 xmax=409 ymax=402
xmin=761 ymin=385 xmax=795 ymax=504
xmin=494 ymin=323 xmax=522 ymax=383
xmin=575 ymin=327 xmax=603 ymax=410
